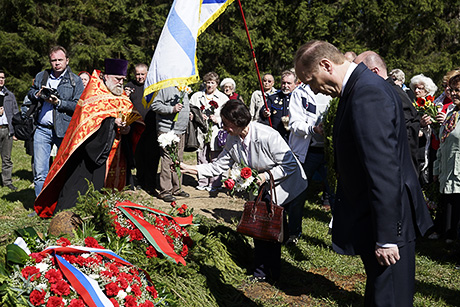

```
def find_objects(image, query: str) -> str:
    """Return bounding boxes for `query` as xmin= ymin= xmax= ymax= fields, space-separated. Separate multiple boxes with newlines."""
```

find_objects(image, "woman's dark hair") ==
xmin=221 ymin=99 xmax=251 ymax=128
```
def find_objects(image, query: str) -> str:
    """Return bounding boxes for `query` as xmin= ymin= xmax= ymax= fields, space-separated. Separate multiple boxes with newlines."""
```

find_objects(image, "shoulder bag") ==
xmin=236 ymin=171 xmax=284 ymax=243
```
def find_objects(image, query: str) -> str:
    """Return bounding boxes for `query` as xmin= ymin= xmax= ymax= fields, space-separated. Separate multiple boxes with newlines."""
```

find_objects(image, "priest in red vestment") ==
xmin=34 ymin=59 xmax=142 ymax=218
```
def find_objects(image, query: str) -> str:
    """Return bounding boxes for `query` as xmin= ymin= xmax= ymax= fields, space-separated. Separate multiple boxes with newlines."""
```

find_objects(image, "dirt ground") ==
xmin=130 ymin=173 xmax=246 ymax=224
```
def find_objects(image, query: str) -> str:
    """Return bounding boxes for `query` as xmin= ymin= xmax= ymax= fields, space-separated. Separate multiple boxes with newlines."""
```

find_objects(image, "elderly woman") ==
xmin=409 ymin=74 xmax=438 ymax=184
xmin=181 ymin=99 xmax=307 ymax=282
xmin=220 ymin=77 xmax=242 ymax=101
xmin=189 ymin=72 xmax=229 ymax=191
xmin=433 ymin=74 xmax=460 ymax=243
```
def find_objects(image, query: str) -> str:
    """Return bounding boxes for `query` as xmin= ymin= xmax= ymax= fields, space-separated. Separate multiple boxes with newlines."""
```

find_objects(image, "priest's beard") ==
xmin=105 ymin=79 xmax=123 ymax=96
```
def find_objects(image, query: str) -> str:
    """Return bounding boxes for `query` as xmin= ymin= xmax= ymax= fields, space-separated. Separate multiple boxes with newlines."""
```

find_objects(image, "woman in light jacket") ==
xmin=433 ymin=74 xmax=460 ymax=243
xmin=181 ymin=99 xmax=307 ymax=282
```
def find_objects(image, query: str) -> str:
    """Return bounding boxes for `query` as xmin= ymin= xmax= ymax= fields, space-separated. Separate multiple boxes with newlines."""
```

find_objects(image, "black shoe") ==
xmin=6 ymin=184 xmax=17 ymax=191
xmin=173 ymin=191 xmax=190 ymax=198
xmin=162 ymin=194 xmax=176 ymax=203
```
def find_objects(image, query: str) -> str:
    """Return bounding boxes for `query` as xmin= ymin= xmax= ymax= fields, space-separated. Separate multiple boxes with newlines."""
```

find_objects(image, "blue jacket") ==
xmin=2 ymin=86 xmax=19 ymax=136
xmin=28 ymin=68 xmax=84 ymax=138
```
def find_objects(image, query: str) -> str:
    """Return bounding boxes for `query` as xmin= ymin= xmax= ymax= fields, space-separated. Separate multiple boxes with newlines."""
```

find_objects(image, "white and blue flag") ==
xmin=143 ymin=0 xmax=234 ymax=108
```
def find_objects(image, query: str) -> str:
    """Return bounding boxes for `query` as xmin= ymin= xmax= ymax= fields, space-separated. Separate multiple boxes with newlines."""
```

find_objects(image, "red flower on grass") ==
xmin=57 ymin=237 xmax=71 ymax=247
xmin=240 ymin=167 xmax=252 ymax=179
xmin=146 ymin=246 xmax=158 ymax=258
xmin=84 ymin=237 xmax=103 ymax=248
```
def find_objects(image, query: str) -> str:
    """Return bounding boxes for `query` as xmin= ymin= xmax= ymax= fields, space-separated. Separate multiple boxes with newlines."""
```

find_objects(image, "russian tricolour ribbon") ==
xmin=143 ymin=0 xmax=234 ymax=110
xmin=42 ymin=246 xmax=137 ymax=307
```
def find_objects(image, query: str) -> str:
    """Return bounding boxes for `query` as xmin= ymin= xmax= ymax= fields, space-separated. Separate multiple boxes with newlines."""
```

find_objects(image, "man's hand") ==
xmin=263 ymin=109 xmax=271 ymax=118
xmin=114 ymin=118 xmax=130 ymax=134
xmin=313 ymin=122 xmax=324 ymax=135
xmin=375 ymin=245 xmax=400 ymax=266
xmin=173 ymin=103 xmax=183 ymax=113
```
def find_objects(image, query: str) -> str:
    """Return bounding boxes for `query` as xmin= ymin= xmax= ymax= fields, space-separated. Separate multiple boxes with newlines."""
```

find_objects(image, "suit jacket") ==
xmin=386 ymin=77 xmax=420 ymax=172
xmin=332 ymin=63 xmax=432 ymax=255
xmin=197 ymin=122 xmax=307 ymax=205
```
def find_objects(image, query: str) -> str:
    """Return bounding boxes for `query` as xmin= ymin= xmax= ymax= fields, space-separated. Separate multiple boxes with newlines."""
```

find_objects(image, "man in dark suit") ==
xmin=294 ymin=40 xmax=433 ymax=306
xmin=354 ymin=51 xmax=421 ymax=173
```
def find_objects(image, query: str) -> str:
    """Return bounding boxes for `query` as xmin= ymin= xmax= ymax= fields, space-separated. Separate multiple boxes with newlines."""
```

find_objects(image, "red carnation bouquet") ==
xmin=203 ymin=100 xmax=219 ymax=143
xmin=9 ymin=236 xmax=161 ymax=307
xmin=222 ymin=161 xmax=260 ymax=196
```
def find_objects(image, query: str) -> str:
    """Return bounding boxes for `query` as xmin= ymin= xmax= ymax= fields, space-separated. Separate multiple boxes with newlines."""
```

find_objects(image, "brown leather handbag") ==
xmin=236 ymin=171 xmax=284 ymax=243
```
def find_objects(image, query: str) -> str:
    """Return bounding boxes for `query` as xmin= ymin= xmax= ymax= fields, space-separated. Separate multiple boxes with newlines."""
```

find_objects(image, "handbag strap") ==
xmin=266 ymin=170 xmax=278 ymax=206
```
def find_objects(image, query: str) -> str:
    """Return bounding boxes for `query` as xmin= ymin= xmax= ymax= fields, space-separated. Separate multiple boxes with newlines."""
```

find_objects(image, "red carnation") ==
xmin=46 ymin=296 xmax=64 ymax=307
xmin=45 ymin=268 xmax=63 ymax=284
xmin=147 ymin=285 xmax=158 ymax=298
xmin=146 ymin=246 xmax=158 ymax=258
xmin=30 ymin=252 xmax=45 ymax=263
xmin=209 ymin=100 xmax=218 ymax=109
xmin=224 ymin=178 xmax=235 ymax=190
xmin=68 ymin=299 xmax=85 ymax=307
xmin=131 ymin=283 xmax=142 ymax=296
xmin=22 ymin=266 xmax=41 ymax=281
xmin=240 ymin=167 xmax=252 ymax=179
xmin=30 ymin=289 xmax=46 ymax=306
xmin=140 ymin=301 xmax=155 ymax=307
xmin=200 ymin=105 xmax=205 ymax=111
xmin=170 ymin=201 xmax=177 ymax=208
xmin=57 ymin=237 xmax=71 ymax=247
xmin=85 ymin=237 xmax=103 ymax=248
xmin=50 ymin=279 xmax=71 ymax=296
xmin=110 ymin=298 xmax=120 ymax=307
xmin=105 ymin=282 xmax=120 ymax=296
xmin=125 ymin=295 xmax=137 ymax=307
xmin=181 ymin=244 xmax=189 ymax=257
xmin=426 ymin=95 xmax=434 ymax=102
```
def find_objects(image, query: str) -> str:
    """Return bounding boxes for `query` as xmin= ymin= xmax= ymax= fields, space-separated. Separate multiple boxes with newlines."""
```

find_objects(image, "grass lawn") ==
xmin=1 ymin=141 xmax=460 ymax=306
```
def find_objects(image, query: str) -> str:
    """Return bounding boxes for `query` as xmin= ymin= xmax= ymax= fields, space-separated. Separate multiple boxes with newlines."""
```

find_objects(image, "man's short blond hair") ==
xmin=294 ymin=40 xmax=346 ymax=76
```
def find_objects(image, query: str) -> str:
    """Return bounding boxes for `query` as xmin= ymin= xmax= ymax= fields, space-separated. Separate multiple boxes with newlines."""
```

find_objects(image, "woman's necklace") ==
xmin=204 ymin=91 xmax=214 ymax=101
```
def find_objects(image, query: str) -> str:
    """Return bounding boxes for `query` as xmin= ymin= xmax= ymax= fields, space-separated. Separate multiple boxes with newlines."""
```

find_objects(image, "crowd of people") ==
xmin=1 ymin=42 xmax=459 ymax=305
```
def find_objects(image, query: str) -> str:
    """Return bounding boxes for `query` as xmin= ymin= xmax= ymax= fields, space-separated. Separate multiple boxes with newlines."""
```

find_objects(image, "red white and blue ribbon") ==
xmin=54 ymin=253 xmax=113 ymax=307
xmin=43 ymin=246 xmax=149 ymax=307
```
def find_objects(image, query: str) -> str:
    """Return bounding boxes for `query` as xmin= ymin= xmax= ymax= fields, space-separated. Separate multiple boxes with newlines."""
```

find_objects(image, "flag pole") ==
xmin=236 ymin=0 xmax=272 ymax=127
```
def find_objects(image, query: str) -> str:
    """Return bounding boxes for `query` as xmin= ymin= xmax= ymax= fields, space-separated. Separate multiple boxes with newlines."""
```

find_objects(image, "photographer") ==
xmin=27 ymin=45 xmax=84 ymax=200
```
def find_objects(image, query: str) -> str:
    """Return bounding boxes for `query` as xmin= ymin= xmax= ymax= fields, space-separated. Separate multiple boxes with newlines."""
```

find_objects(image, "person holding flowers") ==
xmin=151 ymin=86 xmax=190 ymax=203
xmin=433 ymin=74 xmax=460 ymax=244
xmin=180 ymin=99 xmax=307 ymax=283
xmin=189 ymin=71 xmax=228 ymax=191
xmin=409 ymin=74 xmax=438 ymax=184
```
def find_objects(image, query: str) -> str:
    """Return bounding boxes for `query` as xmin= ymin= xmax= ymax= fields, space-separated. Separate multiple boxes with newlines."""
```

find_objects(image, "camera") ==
xmin=40 ymin=87 xmax=60 ymax=100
